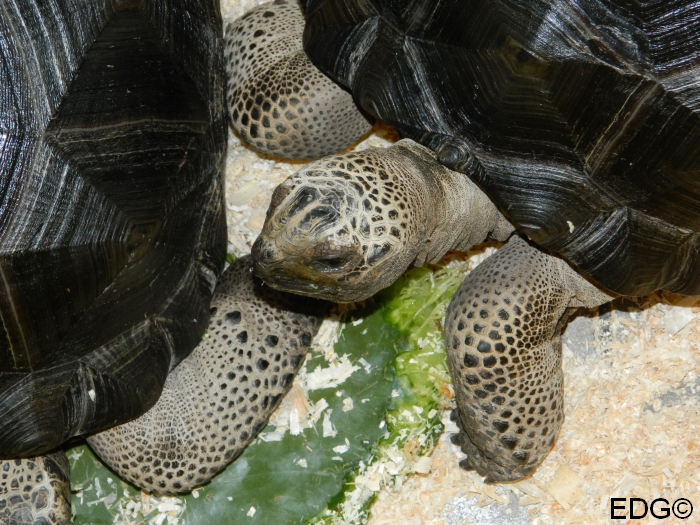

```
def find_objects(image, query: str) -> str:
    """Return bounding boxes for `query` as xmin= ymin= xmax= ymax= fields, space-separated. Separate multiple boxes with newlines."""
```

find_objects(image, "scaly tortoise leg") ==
xmin=224 ymin=0 xmax=371 ymax=159
xmin=0 ymin=451 xmax=71 ymax=525
xmin=88 ymin=256 xmax=327 ymax=494
xmin=444 ymin=236 xmax=613 ymax=482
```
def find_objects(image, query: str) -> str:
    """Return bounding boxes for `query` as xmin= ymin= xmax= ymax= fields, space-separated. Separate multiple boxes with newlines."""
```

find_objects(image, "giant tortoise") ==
xmin=240 ymin=0 xmax=700 ymax=483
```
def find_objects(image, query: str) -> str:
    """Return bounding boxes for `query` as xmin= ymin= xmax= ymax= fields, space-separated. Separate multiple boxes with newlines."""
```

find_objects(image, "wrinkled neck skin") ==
xmin=400 ymin=140 xmax=514 ymax=266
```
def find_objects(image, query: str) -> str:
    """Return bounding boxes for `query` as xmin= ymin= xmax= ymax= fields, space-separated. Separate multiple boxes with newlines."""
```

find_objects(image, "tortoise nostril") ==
xmin=252 ymin=238 xmax=275 ymax=264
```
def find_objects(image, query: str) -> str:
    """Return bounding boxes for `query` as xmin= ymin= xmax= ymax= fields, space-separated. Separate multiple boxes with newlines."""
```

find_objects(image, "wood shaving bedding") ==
xmin=366 ymin=296 xmax=700 ymax=525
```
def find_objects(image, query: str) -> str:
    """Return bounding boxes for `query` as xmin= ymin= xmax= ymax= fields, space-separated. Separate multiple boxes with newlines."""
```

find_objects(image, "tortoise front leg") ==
xmin=88 ymin=257 xmax=327 ymax=495
xmin=0 ymin=451 xmax=71 ymax=525
xmin=444 ymin=236 xmax=612 ymax=482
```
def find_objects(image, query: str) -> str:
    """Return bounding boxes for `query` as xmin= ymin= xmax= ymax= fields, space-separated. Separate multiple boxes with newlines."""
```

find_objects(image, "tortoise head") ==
xmin=253 ymin=150 xmax=423 ymax=302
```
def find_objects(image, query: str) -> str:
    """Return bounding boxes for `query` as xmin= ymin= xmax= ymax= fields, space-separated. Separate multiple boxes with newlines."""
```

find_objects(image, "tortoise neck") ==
xmin=399 ymin=142 xmax=513 ymax=266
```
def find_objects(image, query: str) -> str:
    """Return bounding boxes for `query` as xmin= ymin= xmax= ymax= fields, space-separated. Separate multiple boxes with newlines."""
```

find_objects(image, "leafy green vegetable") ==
xmin=70 ymin=305 xmax=405 ymax=525
xmin=69 ymin=258 xmax=475 ymax=525
xmin=381 ymin=263 xmax=469 ymax=435
xmin=313 ymin=263 xmax=469 ymax=524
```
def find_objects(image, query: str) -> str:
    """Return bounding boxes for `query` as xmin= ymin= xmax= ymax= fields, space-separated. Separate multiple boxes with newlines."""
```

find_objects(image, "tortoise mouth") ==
xmin=253 ymin=259 xmax=345 ymax=301
xmin=252 ymin=236 xmax=368 ymax=302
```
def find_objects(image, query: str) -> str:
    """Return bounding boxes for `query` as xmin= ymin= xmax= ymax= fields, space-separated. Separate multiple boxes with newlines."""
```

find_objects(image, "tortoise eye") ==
xmin=314 ymin=254 xmax=350 ymax=271
xmin=323 ymin=257 xmax=346 ymax=268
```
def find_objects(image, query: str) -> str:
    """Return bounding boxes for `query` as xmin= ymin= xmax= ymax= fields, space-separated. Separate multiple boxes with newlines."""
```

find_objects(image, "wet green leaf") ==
xmin=70 ymin=304 xmax=407 ymax=525
xmin=69 ymin=262 xmax=463 ymax=525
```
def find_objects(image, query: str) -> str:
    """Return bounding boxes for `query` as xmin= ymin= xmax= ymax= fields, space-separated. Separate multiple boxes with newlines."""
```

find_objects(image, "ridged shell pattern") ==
xmin=0 ymin=0 xmax=227 ymax=457
xmin=301 ymin=0 xmax=700 ymax=297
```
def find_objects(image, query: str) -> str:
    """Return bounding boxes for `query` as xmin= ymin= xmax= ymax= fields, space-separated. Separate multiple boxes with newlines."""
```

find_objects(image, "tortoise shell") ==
xmin=0 ymin=0 xmax=226 ymax=457
xmin=300 ymin=0 xmax=700 ymax=297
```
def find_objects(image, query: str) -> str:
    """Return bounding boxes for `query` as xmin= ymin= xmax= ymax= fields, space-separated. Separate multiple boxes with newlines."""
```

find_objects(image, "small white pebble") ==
xmin=297 ymin=458 xmax=308 ymax=468
xmin=88 ymin=389 xmax=96 ymax=401
xmin=247 ymin=507 xmax=256 ymax=517
xmin=192 ymin=490 xmax=199 ymax=499
xmin=661 ymin=307 xmax=695 ymax=335
xmin=342 ymin=397 xmax=354 ymax=412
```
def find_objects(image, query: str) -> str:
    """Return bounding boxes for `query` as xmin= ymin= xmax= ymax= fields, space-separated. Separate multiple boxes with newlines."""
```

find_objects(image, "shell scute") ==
xmin=302 ymin=0 xmax=700 ymax=296
xmin=0 ymin=0 xmax=227 ymax=456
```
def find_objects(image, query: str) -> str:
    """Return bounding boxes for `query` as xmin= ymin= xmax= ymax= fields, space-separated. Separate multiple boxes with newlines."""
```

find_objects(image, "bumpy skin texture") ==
xmin=301 ymin=0 xmax=700 ymax=297
xmin=252 ymin=139 xmax=616 ymax=481
xmin=445 ymin=236 xmax=611 ymax=482
xmin=88 ymin=256 xmax=327 ymax=494
xmin=0 ymin=452 xmax=71 ymax=525
xmin=224 ymin=0 xmax=372 ymax=159
xmin=253 ymin=139 xmax=512 ymax=301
